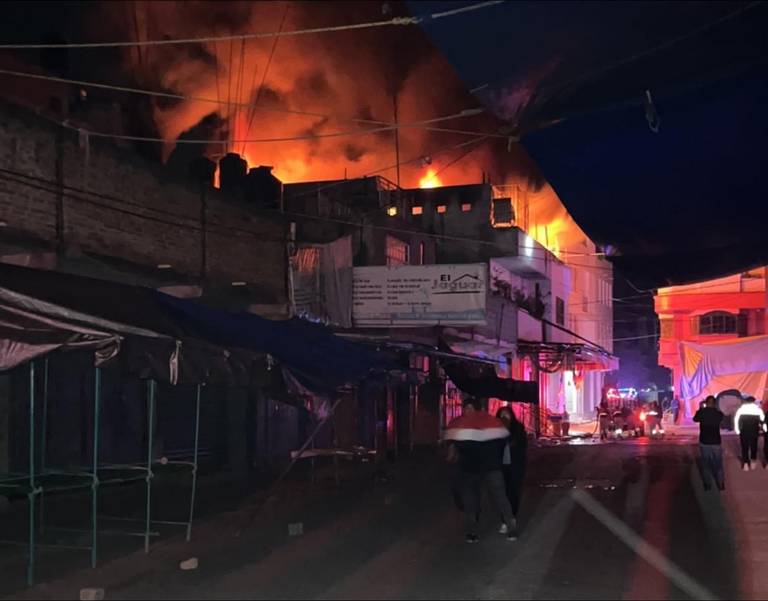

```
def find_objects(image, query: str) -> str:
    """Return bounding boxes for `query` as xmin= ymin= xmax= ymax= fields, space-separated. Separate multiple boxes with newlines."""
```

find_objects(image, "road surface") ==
xmin=10 ymin=431 xmax=744 ymax=600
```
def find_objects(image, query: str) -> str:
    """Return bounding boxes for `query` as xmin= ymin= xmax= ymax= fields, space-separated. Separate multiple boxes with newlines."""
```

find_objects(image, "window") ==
xmin=437 ymin=205 xmax=447 ymax=214
xmin=411 ymin=206 xmax=423 ymax=216
xmin=418 ymin=241 xmax=426 ymax=265
xmin=491 ymin=197 xmax=514 ymax=228
xmin=556 ymin=297 xmax=565 ymax=326
xmin=698 ymin=311 xmax=737 ymax=335
xmin=386 ymin=235 xmax=410 ymax=266
xmin=461 ymin=203 xmax=472 ymax=212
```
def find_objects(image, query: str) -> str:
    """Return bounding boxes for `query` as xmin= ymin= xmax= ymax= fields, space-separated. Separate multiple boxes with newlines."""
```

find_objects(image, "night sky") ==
xmin=416 ymin=0 xmax=768 ymax=288
xmin=2 ymin=1 xmax=767 ymax=288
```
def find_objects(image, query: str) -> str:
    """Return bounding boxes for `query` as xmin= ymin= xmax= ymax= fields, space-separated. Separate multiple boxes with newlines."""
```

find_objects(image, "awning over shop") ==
xmin=154 ymin=293 xmax=395 ymax=393
xmin=0 ymin=264 xmax=266 ymax=386
xmin=0 ymin=263 xmax=395 ymax=392
xmin=516 ymin=341 xmax=619 ymax=373
xmin=441 ymin=357 xmax=538 ymax=404
xmin=433 ymin=340 xmax=538 ymax=404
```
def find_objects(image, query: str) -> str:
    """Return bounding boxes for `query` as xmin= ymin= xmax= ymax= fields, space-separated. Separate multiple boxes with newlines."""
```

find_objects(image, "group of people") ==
xmin=694 ymin=395 xmax=766 ymax=491
xmin=596 ymin=400 xmax=664 ymax=438
xmin=443 ymin=397 xmax=527 ymax=544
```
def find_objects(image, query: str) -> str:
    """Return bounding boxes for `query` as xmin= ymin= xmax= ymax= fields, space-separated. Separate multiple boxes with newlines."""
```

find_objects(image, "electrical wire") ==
xmin=432 ymin=137 xmax=486 ymax=179
xmin=0 ymin=1 xmax=505 ymax=50
xmin=235 ymin=38 xmax=247 ymax=136
xmin=242 ymin=2 xmax=290 ymax=155
xmin=613 ymin=333 xmax=661 ymax=342
xmin=52 ymin=110 xmax=493 ymax=146
xmin=0 ymin=68 xmax=505 ymax=140
xmin=0 ymin=165 xmax=613 ymax=266
xmin=0 ymin=122 xmax=607 ymax=266
xmin=569 ymin=294 xmax=653 ymax=309
xmin=0 ymin=170 xmax=285 ymax=242
xmin=212 ymin=36 xmax=221 ymax=112
xmin=536 ymin=1 xmax=764 ymax=100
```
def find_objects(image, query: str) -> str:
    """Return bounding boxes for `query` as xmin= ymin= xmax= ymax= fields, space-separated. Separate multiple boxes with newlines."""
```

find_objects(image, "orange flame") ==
xmin=111 ymin=2 xmax=592 ymax=258
xmin=419 ymin=169 xmax=441 ymax=189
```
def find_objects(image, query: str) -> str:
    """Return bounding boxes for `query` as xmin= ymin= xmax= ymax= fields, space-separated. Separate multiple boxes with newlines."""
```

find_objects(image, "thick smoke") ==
xmin=93 ymin=0 xmax=590 ymax=254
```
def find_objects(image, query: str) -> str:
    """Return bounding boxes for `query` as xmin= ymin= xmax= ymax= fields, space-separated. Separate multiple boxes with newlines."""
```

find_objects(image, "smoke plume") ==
xmin=92 ymin=0 xmax=590 ymax=254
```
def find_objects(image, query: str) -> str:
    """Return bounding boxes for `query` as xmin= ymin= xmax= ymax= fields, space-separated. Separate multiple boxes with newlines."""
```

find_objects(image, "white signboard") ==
xmin=353 ymin=264 xmax=487 ymax=327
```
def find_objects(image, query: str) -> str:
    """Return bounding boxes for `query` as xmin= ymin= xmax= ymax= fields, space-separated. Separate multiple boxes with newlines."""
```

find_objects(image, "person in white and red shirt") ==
xmin=444 ymin=397 xmax=517 ymax=544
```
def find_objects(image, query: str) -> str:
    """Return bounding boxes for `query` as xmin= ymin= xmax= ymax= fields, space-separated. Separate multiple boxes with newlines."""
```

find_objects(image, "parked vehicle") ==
xmin=610 ymin=409 xmax=628 ymax=439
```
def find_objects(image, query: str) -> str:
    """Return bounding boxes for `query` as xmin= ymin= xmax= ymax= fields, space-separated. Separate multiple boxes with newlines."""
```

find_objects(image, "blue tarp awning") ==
xmin=154 ymin=293 xmax=394 ymax=393
xmin=0 ymin=262 xmax=393 ymax=392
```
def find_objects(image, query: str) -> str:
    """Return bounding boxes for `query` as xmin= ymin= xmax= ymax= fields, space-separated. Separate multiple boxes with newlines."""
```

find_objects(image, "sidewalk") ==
xmin=719 ymin=433 xmax=768 ymax=600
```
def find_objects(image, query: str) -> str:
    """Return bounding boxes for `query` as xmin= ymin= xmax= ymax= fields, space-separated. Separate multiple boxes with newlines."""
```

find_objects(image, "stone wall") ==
xmin=0 ymin=100 xmax=287 ymax=303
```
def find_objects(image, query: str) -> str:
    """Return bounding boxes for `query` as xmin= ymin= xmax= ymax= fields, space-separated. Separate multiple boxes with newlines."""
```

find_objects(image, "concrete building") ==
xmin=405 ymin=182 xmax=615 ymax=421
xmin=655 ymin=267 xmax=768 ymax=416
xmin=284 ymin=176 xmax=616 ymax=441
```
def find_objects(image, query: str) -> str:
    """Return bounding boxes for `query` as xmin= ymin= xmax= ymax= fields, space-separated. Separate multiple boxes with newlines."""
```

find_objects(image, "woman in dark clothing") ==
xmin=496 ymin=406 xmax=528 ymax=534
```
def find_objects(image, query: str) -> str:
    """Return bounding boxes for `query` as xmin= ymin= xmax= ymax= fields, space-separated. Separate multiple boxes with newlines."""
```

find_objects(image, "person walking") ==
xmin=734 ymin=396 xmax=764 ymax=471
xmin=693 ymin=396 xmax=725 ymax=490
xmin=496 ymin=406 xmax=527 ymax=536
xmin=763 ymin=398 xmax=768 ymax=468
xmin=444 ymin=397 xmax=517 ymax=544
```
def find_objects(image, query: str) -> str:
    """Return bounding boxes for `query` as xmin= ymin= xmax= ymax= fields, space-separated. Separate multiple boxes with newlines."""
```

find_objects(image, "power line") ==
xmin=0 ymin=1 xmax=504 ymax=50
xmin=242 ymin=2 xmax=290 ymax=155
xmin=0 ymin=170 xmax=284 ymax=242
xmin=234 ymin=38 xmax=247 ymax=142
xmin=58 ymin=109 xmax=493 ymax=146
xmin=226 ymin=35 xmax=234 ymax=152
xmin=536 ymin=1 xmax=764 ymax=101
xmin=0 ymin=164 xmax=612 ymax=266
xmin=569 ymin=296 xmax=646 ymax=309
xmin=276 ymin=208 xmax=616 ymax=269
xmin=613 ymin=333 xmax=660 ymax=342
xmin=0 ymin=68 xmax=506 ymax=140
xmin=212 ymin=36 xmax=221 ymax=113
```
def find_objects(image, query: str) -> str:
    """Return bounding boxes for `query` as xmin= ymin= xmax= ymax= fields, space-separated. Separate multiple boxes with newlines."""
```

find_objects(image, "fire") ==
xmin=104 ymin=2 xmax=595 ymax=258
xmin=419 ymin=169 xmax=442 ymax=189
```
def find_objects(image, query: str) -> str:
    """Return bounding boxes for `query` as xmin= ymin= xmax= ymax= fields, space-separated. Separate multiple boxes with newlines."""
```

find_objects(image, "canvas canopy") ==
xmin=0 ymin=263 xmax=393 ymax=391
xmin=679 ymin=335 xmax=768 ymax=413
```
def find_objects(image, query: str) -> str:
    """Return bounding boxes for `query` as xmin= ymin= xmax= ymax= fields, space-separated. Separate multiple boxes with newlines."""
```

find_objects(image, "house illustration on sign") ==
xmin=432 ymin=273 xmax=485 ymax=295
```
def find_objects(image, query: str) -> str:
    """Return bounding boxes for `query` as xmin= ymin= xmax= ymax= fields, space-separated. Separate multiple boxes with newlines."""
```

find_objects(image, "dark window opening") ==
xmin=698 ymin=311 xmax=737 ymax=335
xmin=556 ymin=297 xmax=565 ymax=326
xmin=492 ymin=197 xmax=514 ymax=228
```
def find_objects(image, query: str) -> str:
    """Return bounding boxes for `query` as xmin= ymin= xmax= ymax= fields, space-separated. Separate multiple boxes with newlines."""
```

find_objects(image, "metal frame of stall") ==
xmin=0 ymin=359 xmax=203 ymax=586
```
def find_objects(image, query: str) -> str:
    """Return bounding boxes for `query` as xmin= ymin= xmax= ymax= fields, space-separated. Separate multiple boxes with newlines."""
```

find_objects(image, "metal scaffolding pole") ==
xmin=39 ymin=358 xmax=48 ymax=536
xmin=186 ymin=384 xmax=202 ymax=542
xmin=91 ymin=368 xmax=101 ymax=568
xmin=144 ymin=380 xmax=156 ymax=554
xmin=27 ymin=361 xmax=36 ymax=587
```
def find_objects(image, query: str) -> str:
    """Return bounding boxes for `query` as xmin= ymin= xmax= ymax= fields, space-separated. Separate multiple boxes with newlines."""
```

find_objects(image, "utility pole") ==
xmin=392 ymin=92 xmax=401 ymax=187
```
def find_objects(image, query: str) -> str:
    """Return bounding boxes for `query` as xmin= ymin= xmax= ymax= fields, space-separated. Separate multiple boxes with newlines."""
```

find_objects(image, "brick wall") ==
xmin=0 ymin=101 xmax=287 ymax=304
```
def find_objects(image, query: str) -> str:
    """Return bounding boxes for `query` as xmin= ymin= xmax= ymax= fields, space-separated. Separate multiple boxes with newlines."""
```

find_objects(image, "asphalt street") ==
xmin=7 ymin=432 xmax=743 ymax=600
